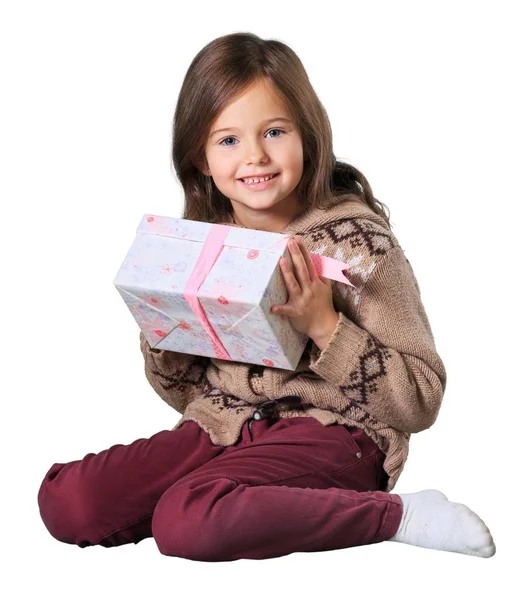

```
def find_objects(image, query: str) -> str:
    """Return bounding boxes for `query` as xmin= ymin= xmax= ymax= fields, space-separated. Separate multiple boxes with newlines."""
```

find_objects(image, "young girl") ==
xmin=38 ymin=32 xmax=495 ymax=561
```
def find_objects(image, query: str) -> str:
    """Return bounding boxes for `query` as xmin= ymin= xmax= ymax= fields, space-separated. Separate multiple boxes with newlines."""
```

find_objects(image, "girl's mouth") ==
xmin=238 ymin=173 xmax=280 ymax=190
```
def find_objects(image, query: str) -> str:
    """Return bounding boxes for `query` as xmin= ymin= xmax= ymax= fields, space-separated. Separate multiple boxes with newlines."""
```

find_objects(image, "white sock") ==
xmin=389 ymin=489 xmax=496 ymax=558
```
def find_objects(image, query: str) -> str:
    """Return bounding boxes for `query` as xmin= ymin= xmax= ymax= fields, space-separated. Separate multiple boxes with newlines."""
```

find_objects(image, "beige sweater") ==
xmin=139 ymin=196 xmax=447 ymax=492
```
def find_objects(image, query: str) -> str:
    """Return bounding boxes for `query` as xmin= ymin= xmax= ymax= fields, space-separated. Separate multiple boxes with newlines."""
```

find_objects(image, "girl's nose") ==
xmin=242 ymin=139 xmax=269 ymax=162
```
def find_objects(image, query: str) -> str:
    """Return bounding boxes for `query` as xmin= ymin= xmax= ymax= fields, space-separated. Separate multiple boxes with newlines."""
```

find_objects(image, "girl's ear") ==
xmin=194 ymin=157 xmax=211 ymax=177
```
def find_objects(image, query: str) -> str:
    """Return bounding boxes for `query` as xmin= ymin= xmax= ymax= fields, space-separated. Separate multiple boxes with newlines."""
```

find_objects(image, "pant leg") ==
xmin=152 ymin=416 xmax=404 ymax=561
xmin=37 ymin=422 xmax=231 ymax=548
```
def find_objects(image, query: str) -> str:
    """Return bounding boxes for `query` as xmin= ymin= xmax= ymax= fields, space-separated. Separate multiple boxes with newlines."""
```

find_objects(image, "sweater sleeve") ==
xmin=139 ymin=331 xmax=210 ymax=414
xmin=307 ymin=245 xmax=447 ymax=433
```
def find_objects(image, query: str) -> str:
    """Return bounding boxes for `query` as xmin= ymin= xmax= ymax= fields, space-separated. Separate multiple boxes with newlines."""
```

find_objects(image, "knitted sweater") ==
xmin=139 ymin=196 xmax=447 ymax=492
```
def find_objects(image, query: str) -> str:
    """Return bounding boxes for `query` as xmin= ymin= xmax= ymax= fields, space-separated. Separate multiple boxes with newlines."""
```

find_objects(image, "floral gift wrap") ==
xmin=113 ymin=214 xmax=354 ymax=370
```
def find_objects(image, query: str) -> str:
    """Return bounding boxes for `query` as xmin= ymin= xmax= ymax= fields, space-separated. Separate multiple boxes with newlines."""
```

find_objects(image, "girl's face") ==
xmin=202 ymin=79 xmax=304 ymax=231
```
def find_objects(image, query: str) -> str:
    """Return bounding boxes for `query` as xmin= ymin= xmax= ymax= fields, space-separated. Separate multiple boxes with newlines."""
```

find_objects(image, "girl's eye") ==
xmin=219 ymin=128 xmax=285 ymax=147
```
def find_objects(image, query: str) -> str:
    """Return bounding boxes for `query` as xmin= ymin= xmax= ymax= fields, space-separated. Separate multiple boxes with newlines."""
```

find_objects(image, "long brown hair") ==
xmin=171 ymin=32 xmax=392 ymax=229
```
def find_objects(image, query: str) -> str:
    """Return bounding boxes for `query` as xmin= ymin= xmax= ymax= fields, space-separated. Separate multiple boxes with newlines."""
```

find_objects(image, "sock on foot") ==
xmin=389 ymin=489 xmax=496 ymax=558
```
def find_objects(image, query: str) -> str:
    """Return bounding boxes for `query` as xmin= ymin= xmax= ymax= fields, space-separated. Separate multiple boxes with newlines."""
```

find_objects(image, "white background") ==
xmin=1 ymin=0 xmax=517 ymax=598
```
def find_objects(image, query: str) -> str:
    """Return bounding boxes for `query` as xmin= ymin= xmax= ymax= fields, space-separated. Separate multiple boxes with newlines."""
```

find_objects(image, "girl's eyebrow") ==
xmin=210 ymin=117 xmax=292 ymax=138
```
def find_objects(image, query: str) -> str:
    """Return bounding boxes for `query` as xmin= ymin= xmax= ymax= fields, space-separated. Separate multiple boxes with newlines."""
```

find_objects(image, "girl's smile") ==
xmin=238 ymin=172 xmax=281 ymax=191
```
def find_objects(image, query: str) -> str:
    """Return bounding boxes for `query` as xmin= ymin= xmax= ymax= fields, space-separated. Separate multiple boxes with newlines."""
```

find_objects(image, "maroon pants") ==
xmin=37 ymin=415 xmax=403 ymax=561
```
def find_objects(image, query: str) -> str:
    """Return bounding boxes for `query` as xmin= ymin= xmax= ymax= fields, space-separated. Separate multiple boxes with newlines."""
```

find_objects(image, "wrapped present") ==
xmin=113 ymin=214 xmax=355 ymax=371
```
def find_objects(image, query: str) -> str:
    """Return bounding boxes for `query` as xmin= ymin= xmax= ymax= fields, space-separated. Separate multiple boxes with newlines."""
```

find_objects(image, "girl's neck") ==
xmin=231 ymin=212 xmax=299 ymax=233
xmin=230 ymin=198 xmax=303 ymax=233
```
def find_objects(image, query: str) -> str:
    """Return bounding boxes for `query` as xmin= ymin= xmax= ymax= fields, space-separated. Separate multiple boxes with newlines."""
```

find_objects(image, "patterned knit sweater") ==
xmin=139 ymin=196 xmax=447 ymax=492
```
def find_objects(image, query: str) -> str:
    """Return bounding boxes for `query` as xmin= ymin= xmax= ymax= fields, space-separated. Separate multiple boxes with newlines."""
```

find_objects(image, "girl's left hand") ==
xmin=270 ymin=236 xmax=337 ymax=339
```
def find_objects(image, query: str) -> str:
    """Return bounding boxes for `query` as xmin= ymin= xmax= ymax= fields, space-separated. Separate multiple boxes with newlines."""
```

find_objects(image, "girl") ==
xmin=38 ymin=32 xmax=495 ymax=561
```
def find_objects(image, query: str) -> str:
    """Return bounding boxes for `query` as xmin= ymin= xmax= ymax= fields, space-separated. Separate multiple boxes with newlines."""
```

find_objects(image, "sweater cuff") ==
xmin=308 ymin=311 xmax=368 ymax=384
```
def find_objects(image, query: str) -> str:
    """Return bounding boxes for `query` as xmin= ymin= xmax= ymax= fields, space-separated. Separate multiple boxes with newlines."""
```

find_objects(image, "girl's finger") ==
xmin=289 ymin=239 xmax=311 ymax=286
xmin=293 ymin=237 xmax=316 ymax=282
xmin=273 ymin=303 xmax=297 ymax=317
xmin=280 ymin=257 xmax=301 ymax=294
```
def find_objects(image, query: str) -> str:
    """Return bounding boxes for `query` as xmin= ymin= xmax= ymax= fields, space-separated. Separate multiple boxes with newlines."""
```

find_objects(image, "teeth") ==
xmin=243 ymin=174 xmax=276 ymax=184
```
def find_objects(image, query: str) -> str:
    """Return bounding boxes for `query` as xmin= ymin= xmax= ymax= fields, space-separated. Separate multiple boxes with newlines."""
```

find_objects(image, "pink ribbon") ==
xmin=183 ymin=225 xmax=233 ymax=360
xmin=183 ymin=225 xmax=355 ymax=361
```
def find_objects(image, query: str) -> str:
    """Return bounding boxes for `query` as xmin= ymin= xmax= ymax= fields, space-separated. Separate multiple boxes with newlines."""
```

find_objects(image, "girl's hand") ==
xmin=270 ymin=236 xmax=337 ymax=340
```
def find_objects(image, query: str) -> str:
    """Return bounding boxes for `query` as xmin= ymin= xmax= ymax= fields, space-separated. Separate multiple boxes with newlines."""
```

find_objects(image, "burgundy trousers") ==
xmin=37 ymin=415 xmax=403 ymax=561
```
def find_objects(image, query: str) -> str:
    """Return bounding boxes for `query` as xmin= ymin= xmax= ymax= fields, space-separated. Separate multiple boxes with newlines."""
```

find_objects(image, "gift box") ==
xmin=113 ymin=214 xmax=355 ymax=371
